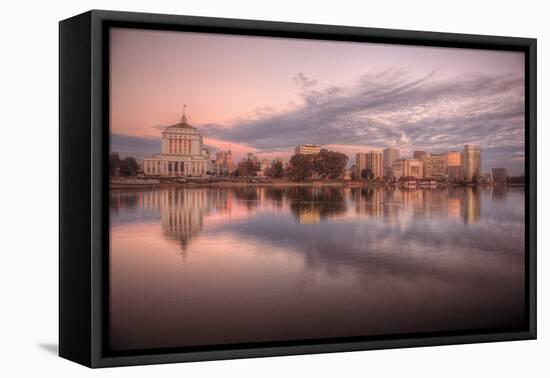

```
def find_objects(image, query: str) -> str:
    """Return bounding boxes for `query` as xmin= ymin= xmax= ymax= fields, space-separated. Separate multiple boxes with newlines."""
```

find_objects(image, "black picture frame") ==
xmin=59 ymin=9 xmax=537 ymax=368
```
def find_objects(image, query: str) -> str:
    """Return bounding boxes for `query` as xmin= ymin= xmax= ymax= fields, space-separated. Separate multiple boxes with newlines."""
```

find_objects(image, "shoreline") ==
xmin=110 ymin=180 xmax=525 ymax=190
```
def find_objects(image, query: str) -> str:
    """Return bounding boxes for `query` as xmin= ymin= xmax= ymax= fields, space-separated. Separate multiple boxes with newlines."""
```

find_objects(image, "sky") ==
xmin=110 ymin=28 xmax=526 ymax=175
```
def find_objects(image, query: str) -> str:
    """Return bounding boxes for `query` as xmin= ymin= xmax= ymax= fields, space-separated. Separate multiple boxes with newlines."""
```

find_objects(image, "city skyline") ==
xmin=136 ymin=118 xmax=517 ymax=180
xmin=110 ymin=28 xmax=526 ymax=175
xmin=107 ymin=26 xmax=529 ymax=353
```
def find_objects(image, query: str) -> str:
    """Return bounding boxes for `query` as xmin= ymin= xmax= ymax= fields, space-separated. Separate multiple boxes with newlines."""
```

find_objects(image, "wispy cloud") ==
xmin=199 ymin=68 xmax=524 ymax=173
xmin=112 ymin=68 xmax=525 ymax=174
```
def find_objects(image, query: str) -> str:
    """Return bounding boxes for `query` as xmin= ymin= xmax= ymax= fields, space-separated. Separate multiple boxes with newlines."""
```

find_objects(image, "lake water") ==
xmin=109 ymin=185 xmax=526 ymax=351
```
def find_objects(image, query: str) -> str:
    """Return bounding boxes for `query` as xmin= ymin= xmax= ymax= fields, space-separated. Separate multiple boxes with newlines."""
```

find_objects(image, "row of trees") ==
xmin=110 ymin=152 xmax=139 ymax=177
xmin=232 ymin=149 xmax=348 ymax=181
xmin=507 ymin=175 xmax=525 ymax=185
xmin=287 ymin=149 xmax=348 ymax=181
xmin=265 ymin=160 xmax=285 ymax=178
xmin=235 ymin=159 xmax=285 ymax=178
xmin=235 ymin=159 xmax=261 ymax=177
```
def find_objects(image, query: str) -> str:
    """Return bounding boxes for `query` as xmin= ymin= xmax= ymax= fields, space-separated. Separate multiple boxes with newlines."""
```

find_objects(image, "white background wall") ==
xmin=0 ymin=0 xmax=547 ymax=376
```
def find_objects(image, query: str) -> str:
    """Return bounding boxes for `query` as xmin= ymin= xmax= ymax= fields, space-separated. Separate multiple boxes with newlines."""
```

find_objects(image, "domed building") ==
xmin=143 ymin=108 xmax=210 ymax=177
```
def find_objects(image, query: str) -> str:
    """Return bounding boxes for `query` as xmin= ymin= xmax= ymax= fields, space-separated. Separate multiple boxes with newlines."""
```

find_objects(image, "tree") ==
xmin=361 ymin=168 xmax=374 ymax=181
xmin=266 ymin=160 xmax=285 ymax=178
xmin=313 ymin=149 xmax=348 ymax=179
xmin=120 ymin=157 xmax=139 ymax=177
xmin=287 ymin=154 xmax=315 ymax=181
xmin=109 ymin=152 xmax=122 ymax=177
xmin=507 ymin=175 xmax=525 ymax=185
xmin=236 ymin=159 xmax=260 ymax=177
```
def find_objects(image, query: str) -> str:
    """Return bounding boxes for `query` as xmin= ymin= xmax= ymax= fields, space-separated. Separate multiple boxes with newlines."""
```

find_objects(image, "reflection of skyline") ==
xmin=350 ymin=187 xmax=481 ymax=226
xmin=111 ymin=186 xmax=488 ymax=254
xmin=110 ymin=185 xmax=526 ymax=351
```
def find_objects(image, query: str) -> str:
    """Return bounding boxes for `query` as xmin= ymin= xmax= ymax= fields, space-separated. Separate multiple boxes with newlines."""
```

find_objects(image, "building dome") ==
xmin=165 ymin=122 xmax=196 ymax=130
xmin=162 ymin=106 xmax=198 ymax=133
xmin=143 ymin=106 xmax=209 ymax=178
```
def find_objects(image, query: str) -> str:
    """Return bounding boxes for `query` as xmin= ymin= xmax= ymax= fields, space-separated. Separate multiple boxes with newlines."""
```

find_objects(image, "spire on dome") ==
xmin=181 ymin=104 xmax=188 ymax=123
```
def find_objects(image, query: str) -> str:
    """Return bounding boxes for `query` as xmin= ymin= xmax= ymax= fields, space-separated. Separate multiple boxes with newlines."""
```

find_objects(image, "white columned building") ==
xmin=143 ymin=108 xmax=210 ymax=178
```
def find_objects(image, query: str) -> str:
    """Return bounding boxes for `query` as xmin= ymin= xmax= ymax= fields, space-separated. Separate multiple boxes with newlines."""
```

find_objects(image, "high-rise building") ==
xmin=214 ymin=149 xmax=235 ymax=174
xmin=413 ymin=150 xmax=428 ymax=161
xmin=445 ymin=151 xmax=461 ymax=180
xmin=403 ymin=159 xmax=423 ymax=178
xmin=392 ymin=158 xmax=423 ymax=179
xmin=424 ymin=153 xmax=447 ymax=178
xmin=356 ymin=153 xmax=367 ymax=178
xmin=447 ymin=166 xmax=461 ymax=181
xmin=391 ymin=159 xmax=404 ymax=179
xmin=492 ymin=168 xmax=508 ymax=186
xmin=446 ymin=151 xmax=461 ymax=167
xmin=383 ymin=147 xmax=399 ymax=177
xmin=295 ymin=144 xmax=321 ymax=155
xmin=366 ymin=151 xmax=383 ymax=178
xmin=356 ymin=151 xmax=383 ymax=178
xmin=461 ymin=145 xmax=482 ymax=181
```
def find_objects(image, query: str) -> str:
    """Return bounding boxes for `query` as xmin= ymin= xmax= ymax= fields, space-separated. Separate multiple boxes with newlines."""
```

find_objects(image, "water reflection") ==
xmin=492 ymin=185 xmax=509 ymax=202
xmin=110 ymin=186 xmax=526 ymax=351
xmin=288 ymin=187 xmax=348 ymax=224
xmin=111 ymin=186 xmax=488 ymax=249
xmin=461 ymin=187 xmax=481 ymax=224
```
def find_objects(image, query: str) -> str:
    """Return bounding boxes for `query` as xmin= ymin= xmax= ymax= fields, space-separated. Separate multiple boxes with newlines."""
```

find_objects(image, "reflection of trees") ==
xmin=263 ymin=187 xmax=284 ymax=209
xmin=286 ymin=187 xmax=347 ymax=224
xmin=110 ymin=190 xmax=141 ymax=212
xmin=233 ymin=187 xmax=260 ymax=211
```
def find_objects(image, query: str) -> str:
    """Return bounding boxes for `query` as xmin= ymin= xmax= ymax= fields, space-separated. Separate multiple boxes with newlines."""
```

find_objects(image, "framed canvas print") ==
xmin=59 ymin=10 xmax=537 ymax=368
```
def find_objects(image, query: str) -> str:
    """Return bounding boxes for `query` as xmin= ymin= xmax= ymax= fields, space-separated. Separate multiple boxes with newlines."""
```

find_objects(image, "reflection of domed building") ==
xmin=160 ymin=190 xmax=205 ymax=249
xmin=143 ymin=108 xmax=210 ymax=177
xmin=138 ymin=188 xmax=236 ymax=253
xmin=140 ymin=188 xmax=208 ymax=251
